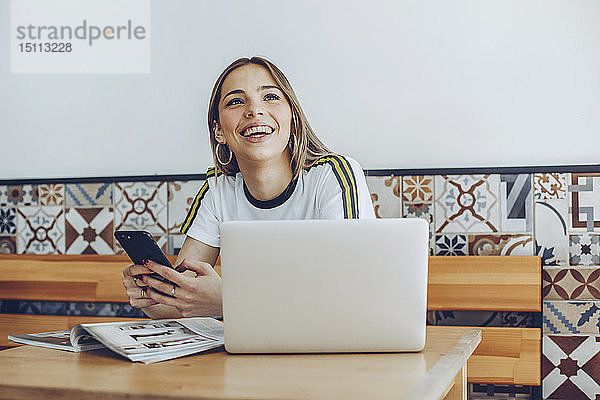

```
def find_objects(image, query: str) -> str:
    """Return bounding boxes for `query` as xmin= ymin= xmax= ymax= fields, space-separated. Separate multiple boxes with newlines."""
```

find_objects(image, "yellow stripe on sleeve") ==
xmin=312 ymin=155 xmax=359 ymax=219
xmin=180 ymin=166 xmax=222 ymax=234
xmin=180 ymin=180 xmax=210 ymax=234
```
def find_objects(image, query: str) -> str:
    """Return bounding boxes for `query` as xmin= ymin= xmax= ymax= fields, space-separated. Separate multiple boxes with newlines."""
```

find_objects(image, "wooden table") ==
xmin=0 ymin=326 xmax=480 ymax=400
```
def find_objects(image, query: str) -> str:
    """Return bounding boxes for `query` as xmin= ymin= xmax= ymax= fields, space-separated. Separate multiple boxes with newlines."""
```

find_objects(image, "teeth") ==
xmin=242 ymin=125 xmax=274 ymax=136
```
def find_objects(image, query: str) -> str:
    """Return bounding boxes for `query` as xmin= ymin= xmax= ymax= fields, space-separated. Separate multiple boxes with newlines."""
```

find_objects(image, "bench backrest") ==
xmin=428 ymin=255 xmax=541 ymax=311
xmin=0 ymin=254 xmax=176 ymax=302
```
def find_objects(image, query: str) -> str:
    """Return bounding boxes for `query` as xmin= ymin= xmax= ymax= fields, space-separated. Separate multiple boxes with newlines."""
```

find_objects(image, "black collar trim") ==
xmin=243 ymin=178 xmax=298 ymax=209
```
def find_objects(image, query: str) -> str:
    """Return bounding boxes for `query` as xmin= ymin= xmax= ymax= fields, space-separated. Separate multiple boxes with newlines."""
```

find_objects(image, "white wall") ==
xmin=2 ymin=0 xmax=599 ymax=179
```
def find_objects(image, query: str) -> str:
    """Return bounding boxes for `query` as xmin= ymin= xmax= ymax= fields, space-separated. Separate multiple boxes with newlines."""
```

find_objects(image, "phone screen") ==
xmin=114 ymin=231 xmax=175 ymax=289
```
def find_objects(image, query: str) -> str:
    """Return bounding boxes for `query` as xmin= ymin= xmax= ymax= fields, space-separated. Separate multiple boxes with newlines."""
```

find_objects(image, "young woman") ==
xmin=123 ymin=57 xmax=375 ymax=318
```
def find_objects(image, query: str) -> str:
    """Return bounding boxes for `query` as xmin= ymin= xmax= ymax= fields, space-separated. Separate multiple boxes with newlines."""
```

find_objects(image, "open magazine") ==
xmin=8 ymin=317 xmax=224 ymax=364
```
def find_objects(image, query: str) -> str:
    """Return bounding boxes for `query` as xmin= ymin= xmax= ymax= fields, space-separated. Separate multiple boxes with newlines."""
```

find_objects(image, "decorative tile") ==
xmin=16 ymin=206 xmax=65 ymax=254
xmin=38 ymin=184 xmax=65 ymax=206
xmin=65 ymin=302 xmax=142 ymax=317
xmin=468 ymin=234 xmax=533 ymax=256
xmin=67 ymin=302 xmax=116 ymax=316
xmin=570 ymin=234 xmax=600 ymax=266
xmin=543 ymin=334 xmax=600 ymax=399
xmin=402 ymin=175 xmax=433 ymax=202
xmin=114 ymin=182 xmax=167 ymax=234
xmin=434 ymin=175 xmax=500 ymax=233
xmin=403 ymin=202 xmax=434 ymax=252
xmin=0 ymin=300 xmax=144 ymax=318
xmin=14 ymin=300 xmax=46 ymax=314
xmin=544 ymin=267 xmax=600 ymax=301
xmin=0 ymin=236 xmax=16 ymax=254
xmin=500 ymin=311 xmax=542 ymax=328
xmin=434 ymin=234 xmax=467 ymax=256
xmin=569 ymin=173 xmax=600 ymax=232
xmin=403 ymin=202 xmax=432 ymax=219
xmin=41 ymin=301 xmax=69 ymax=315
xmin=65 ymin=207 xmax=114 ymax=255
xmin=535 ymin=199 xmax=569 ymax=266
xmin=0 ymin=208 xmax=16 ymax=234
xmin=109 ymin=303 xmax=145 ymax=318
xmin=0 ymin=185 xmax=38 ymax=206
xmin=366 ymin=176 xmax=401 ymax=218
xmin=534 ymin=173 xmax=568 ymax=200
xmin=469 ymin=383 xmax=534 ymax=399
xmin=543 ymin=301 xmax=600 ymax=334
xmin=428 ymin=310 xmax=539 ymax=328
xmin=0 ymin=300 xmax=13 ymax=313
xmin=65 ymin=183 xmax=113 ymax=207
xmin=499 ymin=174 xmax=533 ymax=232
xmin=66 ymin=302 xmax=143 ymax=317
xmin=168 ymin=234 xmax=186 ymax=256
xmin=168 ymin=181 xmax=205 ymax=234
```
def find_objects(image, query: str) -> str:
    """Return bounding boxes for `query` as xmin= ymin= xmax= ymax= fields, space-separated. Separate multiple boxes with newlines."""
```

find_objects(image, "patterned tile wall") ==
xmin=2 ymin=170 xmax=599 ymax=399
xmin=0 ymin=181 xmax=204 ymax=256
xmin=368 ymin=171 xmax=600 ymax=399
xmin=535 ymin=172 xmax=600 ymax=400
xmin=366 ymin=173 xmax=535 ymax=256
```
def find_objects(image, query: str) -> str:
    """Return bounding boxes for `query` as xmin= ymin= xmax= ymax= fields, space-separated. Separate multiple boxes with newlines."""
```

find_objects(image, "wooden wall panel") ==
xmin=428 ymin=256 xmax=541 ymax=312
xmin=468 ymin=327 xmax=541 ymax=385
xmin=0 ymin=255 xmax=177 ymax=303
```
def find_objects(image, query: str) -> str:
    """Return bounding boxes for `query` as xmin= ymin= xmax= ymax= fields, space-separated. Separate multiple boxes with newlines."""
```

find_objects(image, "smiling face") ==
xmin=215 ymin=63 xmax=293 ymax=171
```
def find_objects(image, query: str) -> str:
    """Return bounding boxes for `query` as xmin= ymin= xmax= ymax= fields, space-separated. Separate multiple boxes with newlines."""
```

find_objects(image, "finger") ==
xmin=134 ymin=287 xmax=160 ymax=307
xmin=129 ymin=298 xmax=158 ymax=309
xmin=132 ymin=276 xmax=150 ymax=287
xmin=143 ymin=274 xmax=178 ymax=295
xmin=127 ymin=265 xmax=155 ymax=276
xmin=144 ymin=286 xmax=183 ymax=308
xmin=145 ymin=260 xmax=185 ymax=285
xmin=126 ymin=286 xmax=148 ymax=298
xmin=123 ymin=275 xmax=149 ymax=289
xmin=123 ymin=264 xmax=135 ymax=278
xmin=123 ymin=278 xmax=133 ymax=289
xmin=177 ymin=258 xmax=216 ymax=276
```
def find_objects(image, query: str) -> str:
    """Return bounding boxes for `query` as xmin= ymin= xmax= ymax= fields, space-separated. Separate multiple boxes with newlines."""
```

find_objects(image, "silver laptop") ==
xmin=220 ymin=218 xmax=429 ymax=353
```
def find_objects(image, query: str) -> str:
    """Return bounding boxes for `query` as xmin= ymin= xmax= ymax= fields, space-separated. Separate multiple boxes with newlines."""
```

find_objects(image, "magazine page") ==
xmin=8 ymin=330 xmax=105 ymax=352
xmin=79 ymin=317 xmax=224 ymax=363
xmin=179 ymin=317 xmax=224 ymax=341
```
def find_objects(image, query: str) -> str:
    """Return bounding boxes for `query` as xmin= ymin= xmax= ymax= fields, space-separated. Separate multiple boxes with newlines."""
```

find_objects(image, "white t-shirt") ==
xmin=181 ymin=155 xmax=375 ymax=247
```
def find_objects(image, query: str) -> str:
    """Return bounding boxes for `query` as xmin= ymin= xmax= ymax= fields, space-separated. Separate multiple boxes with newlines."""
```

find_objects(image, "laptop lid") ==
xmin=220 ymin=218 xmax=429 ymax=353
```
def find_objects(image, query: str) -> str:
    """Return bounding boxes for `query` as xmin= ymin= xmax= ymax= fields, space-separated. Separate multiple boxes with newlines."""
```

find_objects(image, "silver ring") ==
xmin=140 ymin=288 xmax=146 ymax=299
xmin=133 ymin=277 xmax=138 ymax=287
xmin=170 ymin=286 xmax=176 ymax=297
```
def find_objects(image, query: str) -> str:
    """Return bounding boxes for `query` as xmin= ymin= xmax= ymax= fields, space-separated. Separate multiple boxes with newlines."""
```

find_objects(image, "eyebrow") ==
xmin=222 ymin=85 xmax=283 ymax=99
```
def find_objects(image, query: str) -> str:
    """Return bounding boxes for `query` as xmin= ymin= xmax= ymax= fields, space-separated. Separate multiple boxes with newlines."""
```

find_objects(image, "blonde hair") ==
xmin=208 ymin=56 xmax=332 ymax=179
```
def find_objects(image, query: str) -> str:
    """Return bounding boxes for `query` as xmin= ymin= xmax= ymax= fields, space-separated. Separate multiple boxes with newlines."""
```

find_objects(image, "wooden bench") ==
xmin=0 ymin=254 xmax=541 ymax=387
xmin=0 ymin=254 xmax=165 ymax=348
xmin=428 ymin=255 xmax=541 ymax=386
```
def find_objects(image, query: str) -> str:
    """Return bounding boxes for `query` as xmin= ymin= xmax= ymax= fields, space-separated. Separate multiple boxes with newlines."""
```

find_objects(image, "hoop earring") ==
xmin=216 ymin=143 xmax=233 ymax=166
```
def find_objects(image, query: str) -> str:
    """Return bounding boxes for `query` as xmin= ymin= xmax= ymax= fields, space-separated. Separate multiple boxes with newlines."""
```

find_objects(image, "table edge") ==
xmin=403 ymin=328 xmax=482 ymax=400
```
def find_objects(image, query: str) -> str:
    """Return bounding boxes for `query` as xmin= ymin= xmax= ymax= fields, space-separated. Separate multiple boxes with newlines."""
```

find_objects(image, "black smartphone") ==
xmin=114 ymin=230 xmax=174 ymax=282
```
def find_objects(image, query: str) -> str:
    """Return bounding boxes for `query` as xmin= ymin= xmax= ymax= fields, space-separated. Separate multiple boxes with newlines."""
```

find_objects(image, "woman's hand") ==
xmin=122 ymin=263 xmax=159 ymax=309
xmin=141 ymin=259 xmax=223 ymax=318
